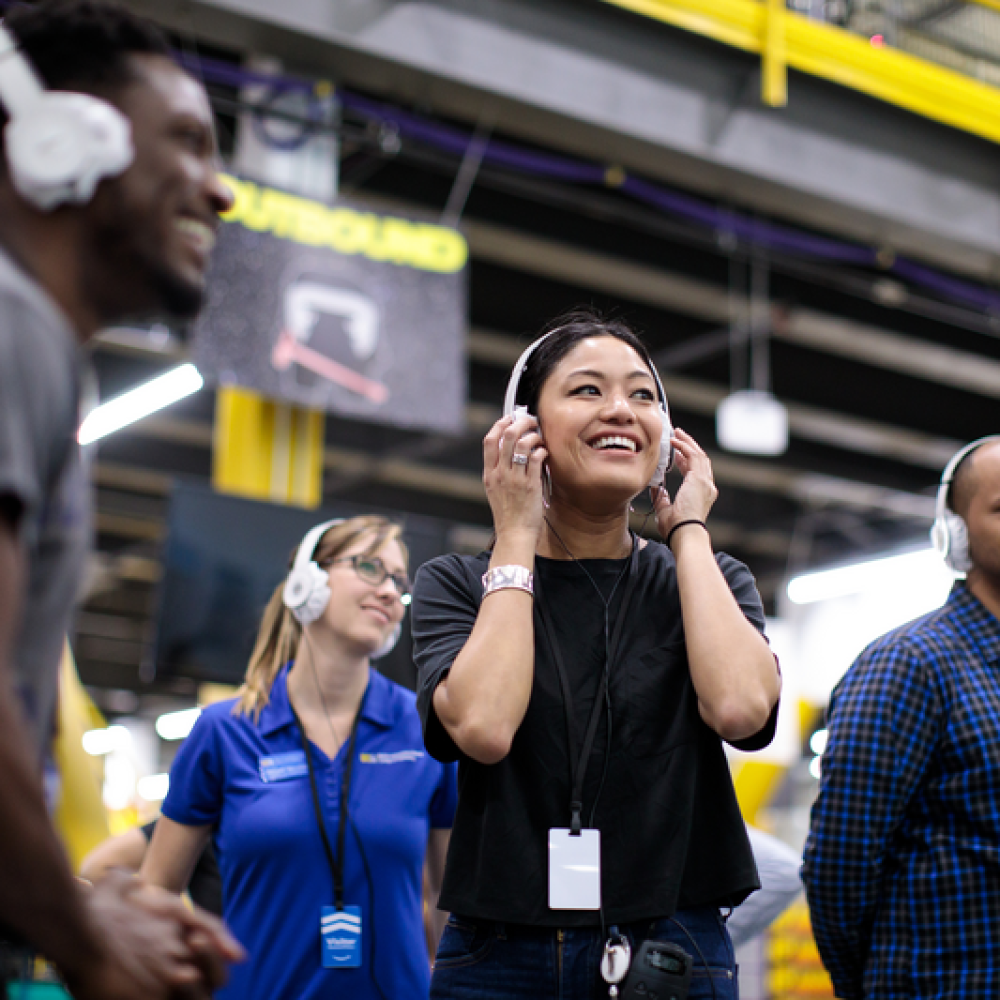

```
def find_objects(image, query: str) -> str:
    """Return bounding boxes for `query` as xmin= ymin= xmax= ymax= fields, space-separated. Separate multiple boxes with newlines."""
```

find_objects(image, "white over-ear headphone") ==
xmin=502 ymin=329 xmax=675 ymax=489
xmin=282 ymin=519 xmax=402 ymax=659
xmin=0 ymin=24 xmax=134 ymax=210
xmin=930 ymin=435 xmax=1000 ymax=575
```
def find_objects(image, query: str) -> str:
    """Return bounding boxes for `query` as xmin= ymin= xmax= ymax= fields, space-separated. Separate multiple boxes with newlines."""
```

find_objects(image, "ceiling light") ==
xmin=809 ymin=728 xmax=829 ymax=756
xmin=78 ymin=363 xmax=203 ymax=445
xmin=155 ymin=707 xmax=201 ymax=741
xmin=82 ymin=724 xmax=132 ymax=756
xmin=787 ymin=547 xmax=947 ymax=605
xmin=809 ymin=756 xmax=823 ymax=780
xmin=716 ymin=390 xmax=789 ymax=456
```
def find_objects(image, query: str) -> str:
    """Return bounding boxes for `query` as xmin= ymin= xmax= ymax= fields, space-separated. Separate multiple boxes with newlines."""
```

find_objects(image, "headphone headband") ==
xmin=502 ymin=328 xmax=669 ymax=417
xmin=0 ymin=26 xmax=45 ymax=119
xmin=502 ymin=326 xmax=674 ymax=488
xmin=291 ymin=518 xmax=345 ymax=574
xmin=935 ymin=435 xmax=1000 ymax=522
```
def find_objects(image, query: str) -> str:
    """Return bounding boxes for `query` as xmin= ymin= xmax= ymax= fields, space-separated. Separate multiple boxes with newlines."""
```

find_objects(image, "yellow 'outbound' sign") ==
xmin=220 ymin=174 xmax=469 ymax=275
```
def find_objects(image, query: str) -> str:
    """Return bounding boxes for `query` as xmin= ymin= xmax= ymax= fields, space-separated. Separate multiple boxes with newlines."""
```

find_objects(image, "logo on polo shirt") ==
xmin=359 ymin=749 xmax=424 ymax=764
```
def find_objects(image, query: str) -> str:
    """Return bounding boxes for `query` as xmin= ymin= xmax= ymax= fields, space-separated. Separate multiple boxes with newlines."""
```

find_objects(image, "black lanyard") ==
xmin=535 ymin=537 xmax=640 ymax=835
xmin=290 ymin=689 xmax=367 ymax=911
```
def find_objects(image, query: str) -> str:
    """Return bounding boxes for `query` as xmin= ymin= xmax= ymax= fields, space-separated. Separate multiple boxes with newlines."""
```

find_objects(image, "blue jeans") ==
xmin=431 ymin=906 xmax=737 ymax=999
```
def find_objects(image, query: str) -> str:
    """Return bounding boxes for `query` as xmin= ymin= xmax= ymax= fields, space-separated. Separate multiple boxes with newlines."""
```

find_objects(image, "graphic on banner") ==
xmin=192 ymin=175 xmax=468 ymax=434
xmin=272 ymin=282 xmax=386 ymax=403
xmin=321 ymin=905 xmax=362 ymax=968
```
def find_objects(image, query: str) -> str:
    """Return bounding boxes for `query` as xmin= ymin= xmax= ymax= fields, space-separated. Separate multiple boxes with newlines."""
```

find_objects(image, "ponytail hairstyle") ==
xmin=235 ymin=515 xmax=408 ymax=720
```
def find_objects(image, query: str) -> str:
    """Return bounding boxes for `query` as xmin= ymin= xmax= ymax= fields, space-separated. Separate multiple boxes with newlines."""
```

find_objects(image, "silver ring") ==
xmin=512 ymin=452 xmax=529 ymax=466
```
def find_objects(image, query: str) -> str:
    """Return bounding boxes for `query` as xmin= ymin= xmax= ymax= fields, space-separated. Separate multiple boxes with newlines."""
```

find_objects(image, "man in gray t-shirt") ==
xmin=0 ymin=243 xmax=88 ymax=757
xmin=0 ymin=4 xmax=242 ymax=998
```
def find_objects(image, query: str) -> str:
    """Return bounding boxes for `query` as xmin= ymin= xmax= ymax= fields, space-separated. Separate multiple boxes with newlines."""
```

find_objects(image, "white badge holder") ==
xmin=549 ymin=827 xmax=601 ymax=910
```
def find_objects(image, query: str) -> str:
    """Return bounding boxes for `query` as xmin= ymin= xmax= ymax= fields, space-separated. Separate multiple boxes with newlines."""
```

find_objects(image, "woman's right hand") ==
xmin=482 ymin=412 xmax=548 ymax=543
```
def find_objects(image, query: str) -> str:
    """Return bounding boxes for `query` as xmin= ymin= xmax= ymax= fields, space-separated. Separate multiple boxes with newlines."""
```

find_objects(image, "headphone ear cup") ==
xmin=283 ymin=562 xmax=332 ymax=625
xmin=6 ymin=93 xmax=133 ymax=210
xmin=649 ymin=405 xmax=674 ymax=488
xmin=372 ymin=621 xmax=402 ymax=660
xmin=930 ymin=516 xmax=949 ymax=560
xmin=944 ymin=513 xmax=972 ymax=574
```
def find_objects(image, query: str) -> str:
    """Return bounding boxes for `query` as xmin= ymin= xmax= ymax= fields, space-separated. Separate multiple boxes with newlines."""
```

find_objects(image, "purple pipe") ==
xmin=179 ymin=51 xmax=1000 ymax=319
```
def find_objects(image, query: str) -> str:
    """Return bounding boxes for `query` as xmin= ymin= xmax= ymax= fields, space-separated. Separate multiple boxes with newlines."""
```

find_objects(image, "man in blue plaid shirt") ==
xmin=802 ymin=437 xmax=1000 ymax=999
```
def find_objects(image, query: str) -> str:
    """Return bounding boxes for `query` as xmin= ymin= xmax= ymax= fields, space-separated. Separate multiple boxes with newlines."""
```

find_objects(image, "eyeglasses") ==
xmin=330 ymin=555 xmax=412 ymax=605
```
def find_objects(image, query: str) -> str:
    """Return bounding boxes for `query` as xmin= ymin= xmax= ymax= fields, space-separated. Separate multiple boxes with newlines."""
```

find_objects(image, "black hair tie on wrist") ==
xmin=665 ymin=519 xmax=707 ymax=550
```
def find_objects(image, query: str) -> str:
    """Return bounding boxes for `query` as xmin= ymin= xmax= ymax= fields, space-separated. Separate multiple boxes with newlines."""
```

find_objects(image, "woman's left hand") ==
xmin=652 ymin=428 xmax=718 ymax=539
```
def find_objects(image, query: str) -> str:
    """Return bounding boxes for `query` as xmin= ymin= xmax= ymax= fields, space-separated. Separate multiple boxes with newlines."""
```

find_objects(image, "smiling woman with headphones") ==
xmin=141 ymin=515 xmax=458 ymax=1000
xmin=411 ymin=309 xmax=781 ymax=999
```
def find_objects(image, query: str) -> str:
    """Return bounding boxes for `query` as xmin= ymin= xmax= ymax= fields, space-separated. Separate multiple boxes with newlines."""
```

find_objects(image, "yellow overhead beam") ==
xmin=604 ymin=0 xmax=1000 ymax=145
xmin=971 ymin=0 xmax=1000 ymax=14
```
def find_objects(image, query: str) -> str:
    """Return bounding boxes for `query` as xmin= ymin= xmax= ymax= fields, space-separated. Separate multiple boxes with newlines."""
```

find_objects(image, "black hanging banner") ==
xmin=192 ymin=175 xmax=468 ymax=434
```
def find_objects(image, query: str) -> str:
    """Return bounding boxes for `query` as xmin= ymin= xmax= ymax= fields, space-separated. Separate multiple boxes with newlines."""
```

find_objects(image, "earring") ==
xmin=542 ymin=464 xmax=552 ymax=509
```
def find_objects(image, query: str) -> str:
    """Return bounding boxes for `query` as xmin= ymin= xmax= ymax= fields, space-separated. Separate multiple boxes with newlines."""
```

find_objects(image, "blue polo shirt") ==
xmin=161 ymin=666 xmax=457 ymax=1000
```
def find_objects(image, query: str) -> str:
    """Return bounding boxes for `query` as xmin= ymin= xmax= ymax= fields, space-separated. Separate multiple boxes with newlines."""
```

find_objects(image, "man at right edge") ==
xmin=803 ymin=436 xmax=1000 ymax=998
xmin=0 ymin=3 xmax=242 ymax=997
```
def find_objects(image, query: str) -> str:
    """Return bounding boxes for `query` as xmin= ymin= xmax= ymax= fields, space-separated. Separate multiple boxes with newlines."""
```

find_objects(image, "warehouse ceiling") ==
xmin=75 ymin=16 xmax=1000 ymax=701
xmin=847 ymin=1 xmax=1000 ymax=84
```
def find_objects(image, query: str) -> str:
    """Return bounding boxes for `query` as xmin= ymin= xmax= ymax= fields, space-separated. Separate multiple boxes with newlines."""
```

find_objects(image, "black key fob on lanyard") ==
xmin=620 ymin=940 xmax=692 ymax=1000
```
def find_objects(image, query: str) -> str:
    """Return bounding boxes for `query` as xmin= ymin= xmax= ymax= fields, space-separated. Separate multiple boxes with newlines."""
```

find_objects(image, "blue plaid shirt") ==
xmin=802 ymin=582 xmax=1000 ymax=999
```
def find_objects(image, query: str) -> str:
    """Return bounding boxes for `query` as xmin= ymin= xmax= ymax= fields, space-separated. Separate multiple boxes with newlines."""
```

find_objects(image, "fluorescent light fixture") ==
xmin=809 ymin=729 xmax=829 ymax=756
xmin=716 ymin=390 xmax=789 ymax=456
xmin=82 ymin=724 xmax=132 ymax=756
xmin=155 ymin=707 xmax=201 ymax=741
xmin=787 ymin=547 xmax=946 ymax=606
xmin=137 ymin=773 xmax=170 ymax=802
xmin=809 ymin=756 xmax=822 ymax=780
xmin=78 ymin=363 xmax=203 ymax=445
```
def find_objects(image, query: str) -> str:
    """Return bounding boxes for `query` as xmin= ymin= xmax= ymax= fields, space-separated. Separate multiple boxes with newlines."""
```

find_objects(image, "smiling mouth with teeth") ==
xmin=591 ymin=435 xmax=639 ymax=452
xmin=175 ymin=217 xmax=217 ymax=254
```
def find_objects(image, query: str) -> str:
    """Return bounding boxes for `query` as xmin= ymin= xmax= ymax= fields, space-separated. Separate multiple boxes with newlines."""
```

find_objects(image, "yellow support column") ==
xmin=733 ymin=759 xmax=785 ymax=826
xmin=213 ymin=385 xmax=325 ymax=508
xmin=52 ymin=644 xmax=110 ymax=871
xmin=762 ymin=0 xmax=788 ymax=107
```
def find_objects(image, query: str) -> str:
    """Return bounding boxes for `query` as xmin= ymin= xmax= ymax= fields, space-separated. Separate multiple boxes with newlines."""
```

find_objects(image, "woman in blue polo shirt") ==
xmin=141 ymin=515 xmax=457 ymax=1000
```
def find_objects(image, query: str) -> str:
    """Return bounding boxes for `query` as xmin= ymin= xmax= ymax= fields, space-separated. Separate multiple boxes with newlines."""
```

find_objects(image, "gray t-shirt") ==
xmin=0 ymin=246 xmax=89 ymax=758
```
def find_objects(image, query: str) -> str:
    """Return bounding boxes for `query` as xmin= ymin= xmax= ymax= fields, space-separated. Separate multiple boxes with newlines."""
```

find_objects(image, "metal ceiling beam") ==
xmin=463 ymin=218 xmax=1000 ymax=401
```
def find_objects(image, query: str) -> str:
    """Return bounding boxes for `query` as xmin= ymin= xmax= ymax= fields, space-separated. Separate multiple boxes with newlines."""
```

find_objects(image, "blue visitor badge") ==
xmin=321 ymin=905 xmax=362 ymax=968
xmin=259 ymin=751 xmax=309 ymax=783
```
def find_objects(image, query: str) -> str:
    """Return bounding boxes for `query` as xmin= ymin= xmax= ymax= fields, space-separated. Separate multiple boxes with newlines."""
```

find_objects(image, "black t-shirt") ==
xmin=411 ymin=541 xmax=777 ymax=927
xmin=141 ymin=821 xmax=223 ymax=917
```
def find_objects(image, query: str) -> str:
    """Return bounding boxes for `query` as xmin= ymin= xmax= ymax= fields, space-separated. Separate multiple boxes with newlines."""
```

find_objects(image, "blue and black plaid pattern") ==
xmin=802 ymin=583 xmax=1000 ymax=999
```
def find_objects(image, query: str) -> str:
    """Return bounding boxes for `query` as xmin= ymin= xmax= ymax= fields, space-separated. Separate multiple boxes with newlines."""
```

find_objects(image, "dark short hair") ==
xmin=947 ymin=448 xmax=977 ymax=519
xmin=514 ymin=307 xmax=662 ymax=416
xmin=4 ymin=0 xmax=171 ymax=100
xmin=948 ymin=438 xmax=1000 ymax=518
